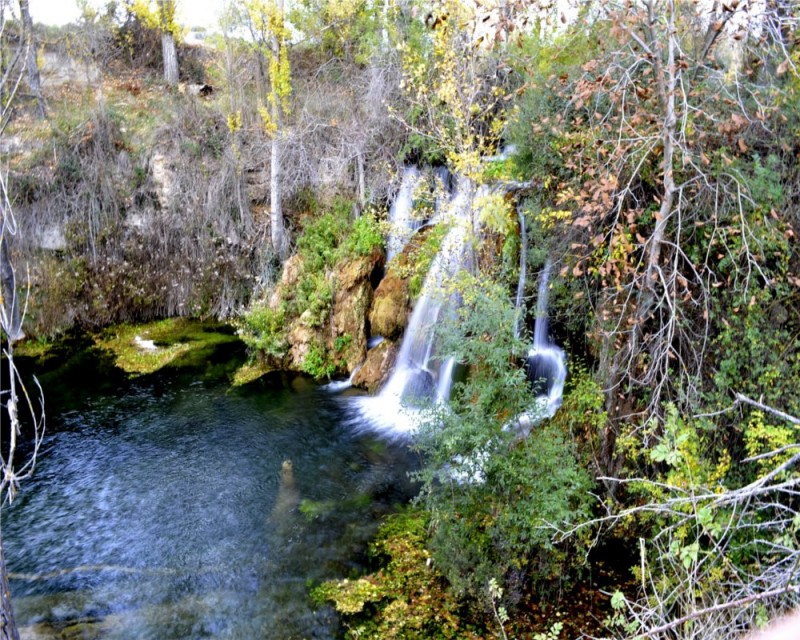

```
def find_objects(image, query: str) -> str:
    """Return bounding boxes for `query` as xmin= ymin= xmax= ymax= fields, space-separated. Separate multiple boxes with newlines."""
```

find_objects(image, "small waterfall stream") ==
xmin=357 ymin=158 xmax=566 ymax=437
xmin=386 ymin=166 xmax=423 ymax=262
xmin=524 ymin=260 xmax=567 ymax=420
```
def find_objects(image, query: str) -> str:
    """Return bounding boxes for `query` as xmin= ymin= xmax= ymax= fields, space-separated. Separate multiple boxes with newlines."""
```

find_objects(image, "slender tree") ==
xmin=127 ymin=0 xmax=180 ymax=85
xmin=0 ymin=9 xmax=46 ymax=637
xmin=241 ymin=0 xmax=291 ymax=260
xmin=157 ymin=0 xmax=178 ymax=85
xmin=17 ymin=0 xmax=44 ymax=118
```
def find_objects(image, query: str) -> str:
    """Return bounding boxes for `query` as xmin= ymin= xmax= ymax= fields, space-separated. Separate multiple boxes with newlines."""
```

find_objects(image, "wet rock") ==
xmin=369 ymin=263 xmax=410 ymax=339
xmin=352 ymin=340 xmax=399 ymax=392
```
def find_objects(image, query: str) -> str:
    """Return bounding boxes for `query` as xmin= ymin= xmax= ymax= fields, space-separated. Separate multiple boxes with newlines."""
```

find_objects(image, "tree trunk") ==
xmin=0 ymin=539 xmax=19 ymax=640
xmin=269 ymin=3 xmax=288 ymax=261
xmin=270 ymin=117 xmax=286 ymax=260
xmin=645 ymin=0 xmax=677 ymax=289
xmin=0 ymin=234 xmax=22 ymax=343
xmin=18 ymin=0 xmax=45 ymax=119
xmin=356 ymin=150 xmax=366 ymax=208
xmin=161 ymin=32 xmax=179 ymax=85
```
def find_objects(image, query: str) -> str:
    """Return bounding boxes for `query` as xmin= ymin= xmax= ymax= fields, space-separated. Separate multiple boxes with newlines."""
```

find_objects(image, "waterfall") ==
xmin=386 ymin=166 xmax=423 ymax=263
xmin=522 ymin=260 xmax=567 ymax=424
xmin=357 ymin=178 xmax=475 ymax=434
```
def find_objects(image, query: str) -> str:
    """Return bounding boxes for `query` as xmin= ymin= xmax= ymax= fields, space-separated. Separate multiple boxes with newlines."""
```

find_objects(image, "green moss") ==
xmin=14 ymin=336 xmax=56 ymax=359
xmin=93 ymin=318 xmax=239 ymax=375
xmin=299 ymin=498 xmax=338 ymax=520
xmin=402 ymin=224 xmax=449 ymax=299
xmin=231 ymin=360 xmax=275 ymax=387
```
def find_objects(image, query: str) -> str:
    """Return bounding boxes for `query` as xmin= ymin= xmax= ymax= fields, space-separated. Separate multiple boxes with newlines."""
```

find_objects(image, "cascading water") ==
xmin=357 ymin=178 xmax=476 ymax=434
xmin=524 ymin=260 xmax=567 ymax=420
xmin=386 ymin=166 xmax=423 ymax=263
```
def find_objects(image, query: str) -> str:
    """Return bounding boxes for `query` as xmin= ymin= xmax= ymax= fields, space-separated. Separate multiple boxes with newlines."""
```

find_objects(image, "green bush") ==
xmin=342 ymin=214 xmax=383 ymax=258
xmin=237 ymin=303 xmax=287 ymax=359
xmin=312 ymin=510 xmax=481 ymax=639
xmin=414 ymin=275 xmax=592 ymax=603
xmin=302 ymin=341 xmax=336 ymax=381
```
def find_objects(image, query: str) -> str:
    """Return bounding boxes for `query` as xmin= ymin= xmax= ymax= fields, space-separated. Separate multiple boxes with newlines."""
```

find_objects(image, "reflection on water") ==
xmin=6 ymin=343 xmax=417 ymax=639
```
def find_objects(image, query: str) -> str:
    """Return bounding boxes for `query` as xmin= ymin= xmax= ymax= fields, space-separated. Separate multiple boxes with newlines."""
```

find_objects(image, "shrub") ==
xmin=312 ymin=511 xmax=481 ymax=639
xmin=414 ymin=275 xmax=592 ymax=604
xmin=302 ymin=341 xmax=336 ymax=381
xmin=237 ymin=303 xmax=287 ymax=359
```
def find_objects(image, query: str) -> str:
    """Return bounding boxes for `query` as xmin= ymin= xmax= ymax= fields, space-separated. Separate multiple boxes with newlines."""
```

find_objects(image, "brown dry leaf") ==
xmin=732 ymin=113 xmax=748 ymax=128
xmin=777 ymin=59 xmax=790 ymax=76
xmin=737 ymin=137 xmax=748 ymax=153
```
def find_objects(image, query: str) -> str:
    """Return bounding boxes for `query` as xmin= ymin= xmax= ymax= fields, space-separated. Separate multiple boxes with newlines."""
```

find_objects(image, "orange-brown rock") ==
xmin=287 ymin=310 xmax=322 ymax=370
xmin=330 ymin=248 xmax=383 ymax=372
xmin=352 ymin=339 xmax=398 ymax=392
xmin=368 ymin=263 xmax=409 ymax=339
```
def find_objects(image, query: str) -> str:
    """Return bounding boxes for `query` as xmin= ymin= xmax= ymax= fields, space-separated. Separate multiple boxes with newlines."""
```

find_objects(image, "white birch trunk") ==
xmin=162 ymin=32 xmax=179 ymax=85
xmin=18 ymin=0 xmax=45 ymax=119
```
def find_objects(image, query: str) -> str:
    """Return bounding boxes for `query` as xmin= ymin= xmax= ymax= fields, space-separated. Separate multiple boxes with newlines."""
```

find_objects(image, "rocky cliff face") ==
xmin=267 ymin=248 xmax=388 ymax=381
xmin=263 ymin=230 xmax=422 ymax=392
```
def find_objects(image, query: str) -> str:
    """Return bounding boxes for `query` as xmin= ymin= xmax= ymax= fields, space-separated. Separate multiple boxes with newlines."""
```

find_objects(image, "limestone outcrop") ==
xmin=369 ymin=260 xmax=410 ymax=340
xmin=351 ymin=340 xmax=399 ymax=392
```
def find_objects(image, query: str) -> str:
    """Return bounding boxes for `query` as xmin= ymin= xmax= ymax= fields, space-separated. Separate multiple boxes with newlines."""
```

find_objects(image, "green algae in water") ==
xmin=93 ymin=318 xmax=241 ymax=375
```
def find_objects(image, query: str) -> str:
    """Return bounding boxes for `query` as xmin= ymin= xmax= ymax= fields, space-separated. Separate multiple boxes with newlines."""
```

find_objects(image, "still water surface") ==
xmin=6 ymin=341 xmax=416 ymax=639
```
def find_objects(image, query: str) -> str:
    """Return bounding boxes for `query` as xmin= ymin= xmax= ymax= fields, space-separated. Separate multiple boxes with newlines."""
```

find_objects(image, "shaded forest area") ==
xmin=1 ymin=0 xmax=800 ymax=638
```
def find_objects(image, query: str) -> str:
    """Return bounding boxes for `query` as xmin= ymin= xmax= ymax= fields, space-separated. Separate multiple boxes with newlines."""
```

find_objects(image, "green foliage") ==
xmin=302 ymin=341 xmax=337 ymax=381
xmin=533 ymin=621 xmax=564 ymax=640
xmin=297 ymin=197 xmax=382 ymax=270
xmin=415 ymin=275 xmax=592 ymax=603
xmin=506 ymin=27 xmax=602 ymax=183
xmin=549 ymin=366 xmax=608 ymax=470
xmin=290 ymin=0 xmax=382 ymax=65
xmin=343 ymin=214 xmax=384 ymax=257
xmin=312 ymin=510 xmax=479 ymax=639
xmin=237 ymin=303 xmax=287 ymax=359
xmin=296 ymin=206 xmax=350 ymax=273
xmin=401 ymin=224 xmax=449 ymax=299
xmin=294 ymin=271 xmax=333 ymax=328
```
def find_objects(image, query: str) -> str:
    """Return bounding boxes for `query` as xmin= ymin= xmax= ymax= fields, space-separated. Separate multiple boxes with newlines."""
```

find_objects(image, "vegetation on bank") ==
xmin=2 ymin=1 xmax=799 ymax=639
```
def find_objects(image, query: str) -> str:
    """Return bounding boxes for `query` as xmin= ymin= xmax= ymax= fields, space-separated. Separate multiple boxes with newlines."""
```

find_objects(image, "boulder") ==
xmin=369 ymin=264 xmax=410 ymax=339
xmin=332 ymin=279 xmax=372 ymax=372
xmin=352 ymin=340 xmax=399 ymax=392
